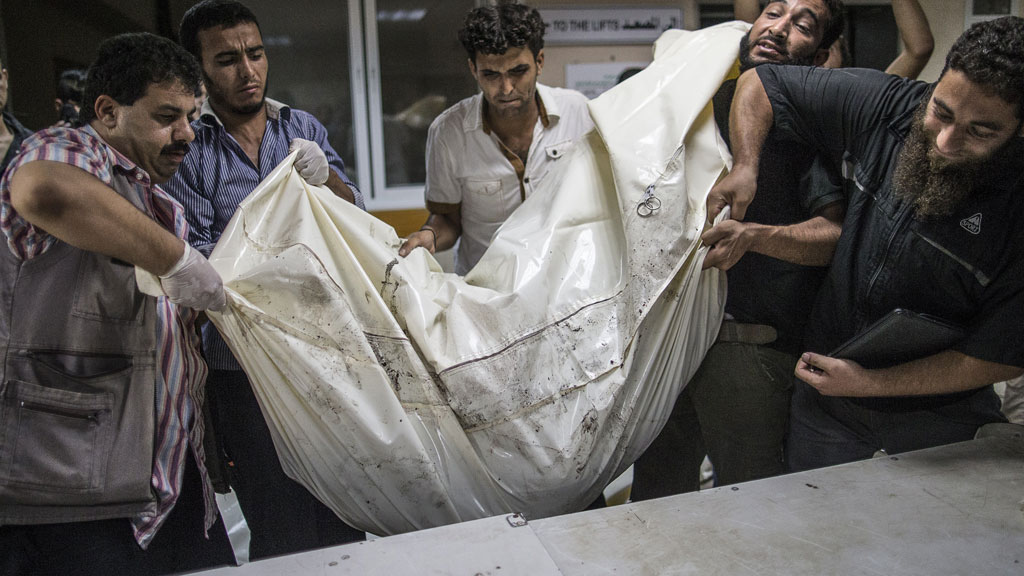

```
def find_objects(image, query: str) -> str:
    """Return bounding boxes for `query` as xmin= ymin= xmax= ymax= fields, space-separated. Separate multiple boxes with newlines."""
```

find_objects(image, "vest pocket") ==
xmin=71 ymin=255 xmax=147 ymax=324
xmin=0 ymin=379 xmax=115 ymax=492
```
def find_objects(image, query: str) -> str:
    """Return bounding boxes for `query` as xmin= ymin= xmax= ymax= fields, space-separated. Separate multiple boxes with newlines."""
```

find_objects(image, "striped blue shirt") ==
xmin=163 ymin=98 xmax=365 ymax=371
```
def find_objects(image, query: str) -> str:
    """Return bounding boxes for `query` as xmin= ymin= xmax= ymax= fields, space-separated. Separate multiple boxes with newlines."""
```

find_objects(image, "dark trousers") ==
xmin=207 ymin=369 xmax=364 ymax=559
xmin=0 ymin=451 xmax=235 ymax=576
xmin=786 ymin=380 xmax=1007 ymax=472
xmin=632 ymin=342 xmax=796 ymax=500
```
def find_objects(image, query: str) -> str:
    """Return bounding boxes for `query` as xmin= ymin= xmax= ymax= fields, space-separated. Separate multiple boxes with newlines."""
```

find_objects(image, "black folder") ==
xmin=829 ymin=309 xmax=965 ymax=369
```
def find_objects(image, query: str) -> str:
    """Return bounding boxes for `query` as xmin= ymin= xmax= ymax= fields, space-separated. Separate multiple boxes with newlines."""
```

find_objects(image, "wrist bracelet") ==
xmin=420 ymin=226 xmax=437 ymax=247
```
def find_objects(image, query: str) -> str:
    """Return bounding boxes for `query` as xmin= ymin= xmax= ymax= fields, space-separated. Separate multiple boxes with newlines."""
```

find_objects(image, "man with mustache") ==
xmin=633 ymin=0 xmax=847 ymax=499
xmin=0 ymin=33 xmax=233 ymax=574
xmin=707 ymin=16 xmax=1024 ymax=470
xmin=397 ymin=1 xmax=594 ymax=275
xmin=164 ymin=0 xmax=365 ymax=559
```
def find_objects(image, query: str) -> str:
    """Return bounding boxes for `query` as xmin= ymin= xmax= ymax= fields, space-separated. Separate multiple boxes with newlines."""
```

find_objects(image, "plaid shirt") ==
xmin=0 ymin=125 xmax=217 ymax=548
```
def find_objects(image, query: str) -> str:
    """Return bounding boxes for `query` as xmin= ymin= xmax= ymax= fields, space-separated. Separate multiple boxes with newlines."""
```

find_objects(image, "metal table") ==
xmin=199 ymin=428 xmax=1024 ymax=575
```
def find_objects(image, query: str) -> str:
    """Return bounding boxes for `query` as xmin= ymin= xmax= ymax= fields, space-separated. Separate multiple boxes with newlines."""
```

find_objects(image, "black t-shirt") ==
xmin=757 ymin=64 xmax=1024 ymax=370
xmin=713 ymin=79 xmax=844 ymax=354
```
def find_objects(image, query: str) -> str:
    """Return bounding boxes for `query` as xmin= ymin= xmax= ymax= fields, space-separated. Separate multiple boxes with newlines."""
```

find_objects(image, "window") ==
xmin=246 ymin=0 xmax=479 ymax=209
xmin=246 ymin=1 xmax=360 ymax=182
xmin=364 ymin=0 xmax=478 ymax=208
xmin=966 ymin=0 xmax=1020 ymax=29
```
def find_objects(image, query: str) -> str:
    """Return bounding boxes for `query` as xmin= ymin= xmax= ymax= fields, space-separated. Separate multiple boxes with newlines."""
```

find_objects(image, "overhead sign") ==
xmin=540 ymin=7 xmax=684 ymax=45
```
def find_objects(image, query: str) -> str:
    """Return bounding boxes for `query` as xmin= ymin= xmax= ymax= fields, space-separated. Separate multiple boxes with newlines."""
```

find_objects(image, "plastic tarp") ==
xmin=204 ymin=24 xmax=744 ymax=536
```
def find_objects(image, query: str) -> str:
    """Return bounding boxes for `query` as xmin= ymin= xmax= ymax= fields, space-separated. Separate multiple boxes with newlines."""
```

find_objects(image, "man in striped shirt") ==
xmin=0 ymin=33 xmax=234 ymax=574
xmin=164 ymin=0 xmax=366 ymax=558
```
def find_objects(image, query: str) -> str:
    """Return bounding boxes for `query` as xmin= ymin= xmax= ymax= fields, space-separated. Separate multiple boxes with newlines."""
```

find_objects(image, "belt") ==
xmin=716 ymin=320 xmax=778 ymax=345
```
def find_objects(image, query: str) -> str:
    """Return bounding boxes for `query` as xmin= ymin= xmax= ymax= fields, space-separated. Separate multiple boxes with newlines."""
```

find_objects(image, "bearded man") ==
xmin=707 ymin=16 xmax=1024 ymax=470
xmin=633 ymin=0 xmax=847 ymax=499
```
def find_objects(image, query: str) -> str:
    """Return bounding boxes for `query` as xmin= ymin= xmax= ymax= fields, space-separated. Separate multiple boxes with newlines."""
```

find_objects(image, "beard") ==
xmin=202 ymin=72 xmax=268 ymax=117
xmin=233 ymin=96 xmax=265 ymax=116
xmin=737 ymin=34 xmax=818 ymax=72
xmin=892 ymin=102 xmax=987 ymax=220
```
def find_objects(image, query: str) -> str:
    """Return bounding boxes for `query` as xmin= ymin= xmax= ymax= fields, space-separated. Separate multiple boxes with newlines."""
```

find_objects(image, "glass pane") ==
xmin=973 ymin=0 xmax=1012 ymax=16
xmin=246 ymin=1 xmax=359 ymax=183
xmin=376 ymin=0 xmax=479 ymax=187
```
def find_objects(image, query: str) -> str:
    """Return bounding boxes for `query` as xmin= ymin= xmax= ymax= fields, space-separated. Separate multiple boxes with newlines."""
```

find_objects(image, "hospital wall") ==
xmin=534 ymin=0 xmax=1022 ymax=87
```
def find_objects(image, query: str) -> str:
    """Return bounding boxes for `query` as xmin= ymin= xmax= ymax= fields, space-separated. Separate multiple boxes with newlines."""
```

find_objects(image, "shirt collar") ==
xmin=199 ymin=97 xmax=291 ymax=128
xmin=468 ymin=83 xmax=557 ymax=134
xmin=2 ymin=110 xmax=31 ymax=138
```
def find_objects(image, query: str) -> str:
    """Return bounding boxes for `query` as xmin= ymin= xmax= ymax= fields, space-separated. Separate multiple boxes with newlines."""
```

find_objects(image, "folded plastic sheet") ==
xmin=205 ymin=23 xmax=745 ymax=536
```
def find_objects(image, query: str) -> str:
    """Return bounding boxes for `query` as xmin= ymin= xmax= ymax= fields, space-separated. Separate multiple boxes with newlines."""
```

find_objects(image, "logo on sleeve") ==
xmin=960 ymin=213 xmax=982 ymax=235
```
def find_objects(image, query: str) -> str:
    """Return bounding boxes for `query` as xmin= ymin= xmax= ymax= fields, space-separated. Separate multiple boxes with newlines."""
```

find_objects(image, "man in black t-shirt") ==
xmin=707 ymin=17 xmax=1024 ymax=470
xmin=633 ymin=0 xmax=847 ymax=498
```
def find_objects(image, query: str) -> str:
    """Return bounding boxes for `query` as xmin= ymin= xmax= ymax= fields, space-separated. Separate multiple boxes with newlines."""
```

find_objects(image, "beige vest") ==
xmin=0 ymin=170 xmax=160 ymax=524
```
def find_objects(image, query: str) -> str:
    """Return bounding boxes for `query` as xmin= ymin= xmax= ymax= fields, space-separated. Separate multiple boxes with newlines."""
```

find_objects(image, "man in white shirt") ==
xmin=398 ymin=1 xmax=594 ymax=275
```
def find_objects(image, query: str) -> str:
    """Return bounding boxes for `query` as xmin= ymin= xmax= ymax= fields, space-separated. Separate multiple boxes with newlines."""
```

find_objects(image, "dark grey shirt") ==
xmin=758 ymin=64 xmax=1024 ymax=370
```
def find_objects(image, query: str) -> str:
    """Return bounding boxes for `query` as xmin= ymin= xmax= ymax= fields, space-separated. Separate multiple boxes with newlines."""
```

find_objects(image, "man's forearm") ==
xmin=798 ymin=349 xmax=1024 ymax=398
xmin=729 ymin=68 xmax=774 ymax=176
xmin=325 ymin=169 xmax=357 ymax=204
xmin=863 ymin=350 xmax=1022 ymax=397
xmin=747 ymin=203 xmax=843 ymax=266
xmin=9 ymin=160 xmax=184 ymax=274
xmin=706 ymin=69 xmax=777 ymax=221
xmin=885 ymin=0 xmax=933 ymax=79
xmin=424 ymin=212 xmax=461 ymax=252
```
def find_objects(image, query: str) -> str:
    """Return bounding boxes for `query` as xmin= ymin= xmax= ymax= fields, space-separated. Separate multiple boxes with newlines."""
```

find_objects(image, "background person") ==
xmin=54 ymin=68 xmax=86 ymax=127
xmin=0 ymin=54 xmax=31 ymax=176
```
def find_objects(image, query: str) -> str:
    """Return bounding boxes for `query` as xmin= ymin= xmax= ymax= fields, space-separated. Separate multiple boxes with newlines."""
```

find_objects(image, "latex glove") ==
xmin=159 ymin=243 xmax=227 ymax=312
xmin=289 ymin=138 xmax=329 ymax=186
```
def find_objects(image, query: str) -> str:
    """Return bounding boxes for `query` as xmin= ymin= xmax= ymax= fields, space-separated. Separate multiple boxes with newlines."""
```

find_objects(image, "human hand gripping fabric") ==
xmin=398 ymin=228 xmax=437 ymax=257
xmin=159 ymin=243 xmax=227 ymax=312
xmin=706 ymin=164 xmax=757 ymax=222
xmin=701 ymin=218 xmax=752 ymax=270
xmin=289 ymin=138 xmax=329 ymax=186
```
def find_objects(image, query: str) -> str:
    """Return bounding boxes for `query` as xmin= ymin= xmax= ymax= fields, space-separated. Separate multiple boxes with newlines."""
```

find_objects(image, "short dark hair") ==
xmin=56 ymin=69 xmax=87 ymax=104
xmin=80 ymin=33 xmax=201 ymax=124
xmin=818 ymin=0 xmax=846 ymax=52
xmin=943 ymin=16 xmax=1024 ymax=119
xmin=179 ymin=0 xmax=261 ymax=60
xmin=458 ymin=1 xmax=545 ymax=63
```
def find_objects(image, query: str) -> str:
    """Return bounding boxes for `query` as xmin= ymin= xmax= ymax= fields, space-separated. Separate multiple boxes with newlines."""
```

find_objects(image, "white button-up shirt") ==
xmin=425 ymin=83 xmax=594 ymax=275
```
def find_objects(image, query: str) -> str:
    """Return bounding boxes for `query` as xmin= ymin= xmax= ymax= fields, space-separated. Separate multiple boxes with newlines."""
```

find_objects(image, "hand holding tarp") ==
xmin=160 ymin=243 xmax=227 ymax=311
xmin=289 ymin=138 xmax=329 ymax=186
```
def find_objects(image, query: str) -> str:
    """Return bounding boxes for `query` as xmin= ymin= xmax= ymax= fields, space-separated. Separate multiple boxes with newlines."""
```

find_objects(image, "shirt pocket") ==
xmin=530 ymin=139 xmax=576 ymax=189
xmin=544 ymin=139 xmax=574 ymax=161
xmin=461 ymin=178 xmax=509 ymax=224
